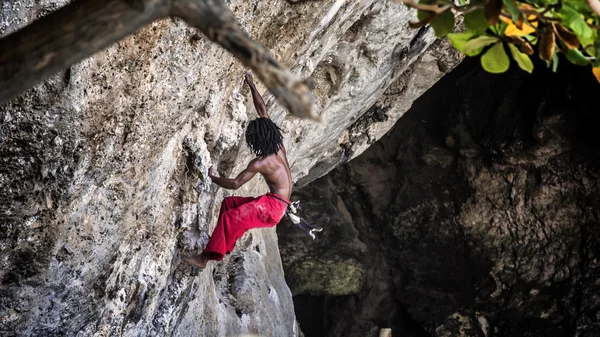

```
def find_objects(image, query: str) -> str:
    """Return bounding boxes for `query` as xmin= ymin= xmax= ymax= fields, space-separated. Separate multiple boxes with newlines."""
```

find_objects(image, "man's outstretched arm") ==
xmin=245 ymin=72 xmax=269 ymax=119
xmin=208 ymin=161 xmax=259 ymax=190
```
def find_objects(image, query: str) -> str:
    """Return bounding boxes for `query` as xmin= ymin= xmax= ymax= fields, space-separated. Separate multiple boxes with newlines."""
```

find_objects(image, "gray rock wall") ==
xmin=0 ymin=1 xmax=460 ymax=336
xmin=279 ymin=59 xmax=600 ymax=336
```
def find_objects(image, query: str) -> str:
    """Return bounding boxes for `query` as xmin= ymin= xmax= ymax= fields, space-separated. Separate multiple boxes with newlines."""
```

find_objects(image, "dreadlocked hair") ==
xmin=245 ymin=117 xmax=283 ymax=157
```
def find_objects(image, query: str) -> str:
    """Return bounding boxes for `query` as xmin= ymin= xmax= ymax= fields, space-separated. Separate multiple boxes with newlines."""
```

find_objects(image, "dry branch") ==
xmin=0 ymin=0 xmax=316 ymax=120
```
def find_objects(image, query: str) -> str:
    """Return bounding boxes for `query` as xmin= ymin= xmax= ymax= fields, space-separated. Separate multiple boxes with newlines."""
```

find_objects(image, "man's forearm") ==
xmin=248 ymin=83 xmax=268 ymax=118
xmin=210 ymin=175 xmax=239 ymax=189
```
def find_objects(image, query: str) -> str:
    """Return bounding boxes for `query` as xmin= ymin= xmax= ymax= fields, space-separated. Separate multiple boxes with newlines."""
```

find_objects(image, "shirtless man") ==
xmin=183 ymin=72 xmax=292 ymax=269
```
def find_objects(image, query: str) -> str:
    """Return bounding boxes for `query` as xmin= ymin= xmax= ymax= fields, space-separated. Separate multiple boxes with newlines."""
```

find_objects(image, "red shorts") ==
xmin=202 ymin=193 xmax=288 ymax=260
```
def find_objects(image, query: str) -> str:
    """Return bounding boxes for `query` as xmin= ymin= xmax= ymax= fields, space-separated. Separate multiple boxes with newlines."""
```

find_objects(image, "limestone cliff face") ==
xmin=0 ymin=1 xmax=460 ymax=336
xmin=279 ymin=60 xmax=600 ymax=336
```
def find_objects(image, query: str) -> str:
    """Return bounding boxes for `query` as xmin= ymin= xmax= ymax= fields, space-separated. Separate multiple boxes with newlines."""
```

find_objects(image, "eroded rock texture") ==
xmin=279 ymin=60 xmax=600 ymax=337
xmin=0 ymin=0 xmax=460 ymax=336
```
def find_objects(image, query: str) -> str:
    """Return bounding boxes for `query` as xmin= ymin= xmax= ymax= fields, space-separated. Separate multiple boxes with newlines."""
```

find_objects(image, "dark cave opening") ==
xmin=283 ymin=58 xmax=600 ymax=337
xmin=294 ymin=293 xmax=430 ymax=337
xmin=293 ymin=295 xmax=327 ymax=337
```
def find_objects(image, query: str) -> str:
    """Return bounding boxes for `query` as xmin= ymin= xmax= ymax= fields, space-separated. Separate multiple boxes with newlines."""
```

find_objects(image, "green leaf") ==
xmin=508 ymin=44 xmax=534 ymax=73
xmin=464 ymin=8 xmax=490 ymax=32
xmin=591 ymin=36 xmax=600 ymax=67
xmin=560 ymin=5 xmax=594 ymax=47
xmin=593 ymin=38 xmax=600 ymax=57
xmin=594 ymin=39 xmax=600 ymax=66
xmin=544 ymin=0 xmax=561 ymax=5
xmin=552 ymin=50 xmax=560 ymax=72
xmin=481 ymin=43 xmax=510 ymax=73
xmin=523 ymin=34 xmax=536 ymax=43
xmin=430 ymin=10 xmax=455 ymax=37
xmin=447 ymin=30 xmax=480 ymax=52
xmin=503 ymin=0 xmax=520 ymax=22
xmin=463 ymin=36 xmax=500 ymax=56
xmin=489 ymin=21 xmax=509 ymax=37
xmin=417 ymin=10 xmax=431 ymax=22
xmin=411 ymin=10 xmax=435 ymax=28
xmin=564 ymin=0 xmax=594 ymax=15
xmin=563 ymin=46 xmax=590 ymax=66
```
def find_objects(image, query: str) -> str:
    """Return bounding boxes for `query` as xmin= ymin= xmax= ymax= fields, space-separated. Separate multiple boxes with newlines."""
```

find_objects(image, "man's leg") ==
xmin=182 ymin=252 xmax=210 ymax=268
xmin=202 ymin=196 xmax=255 ymax=258
xmin=183 ymin=196 xmax=255 ymax=269
xmin=203 ymin=195 xmax=285 ymax=256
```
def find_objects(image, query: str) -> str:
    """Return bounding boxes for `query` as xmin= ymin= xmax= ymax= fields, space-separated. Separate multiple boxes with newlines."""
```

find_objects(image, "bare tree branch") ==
xmin=0 ymin=0 xmax=316 ymax=120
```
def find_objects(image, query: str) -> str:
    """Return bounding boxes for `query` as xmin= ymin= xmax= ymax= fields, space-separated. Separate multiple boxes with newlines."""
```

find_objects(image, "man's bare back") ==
xmin=249 ymin=147 xmax=292 ymax=199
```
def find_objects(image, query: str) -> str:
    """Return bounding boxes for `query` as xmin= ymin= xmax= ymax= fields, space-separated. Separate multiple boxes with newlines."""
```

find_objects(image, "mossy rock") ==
xmin=288 ymin=258 xmax=364 ymax=296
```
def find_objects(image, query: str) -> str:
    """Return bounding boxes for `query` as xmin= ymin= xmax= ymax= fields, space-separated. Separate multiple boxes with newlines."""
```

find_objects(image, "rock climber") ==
xmin=183 ymin=71 xmax=318 ymax=269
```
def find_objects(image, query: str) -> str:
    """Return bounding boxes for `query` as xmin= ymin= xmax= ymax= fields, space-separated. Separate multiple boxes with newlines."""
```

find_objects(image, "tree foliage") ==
xmin=402 ymin=0 xmax=600 ymax=81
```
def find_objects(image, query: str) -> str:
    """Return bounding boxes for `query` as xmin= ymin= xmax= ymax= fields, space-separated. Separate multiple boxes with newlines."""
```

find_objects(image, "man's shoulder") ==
xmin=248 ymin=156 xmax=271 ymax=169
xmin=250 ymin=153 xmax=285 ymax=168
xmin=248 ymin=157 xmax=263 ymax=168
